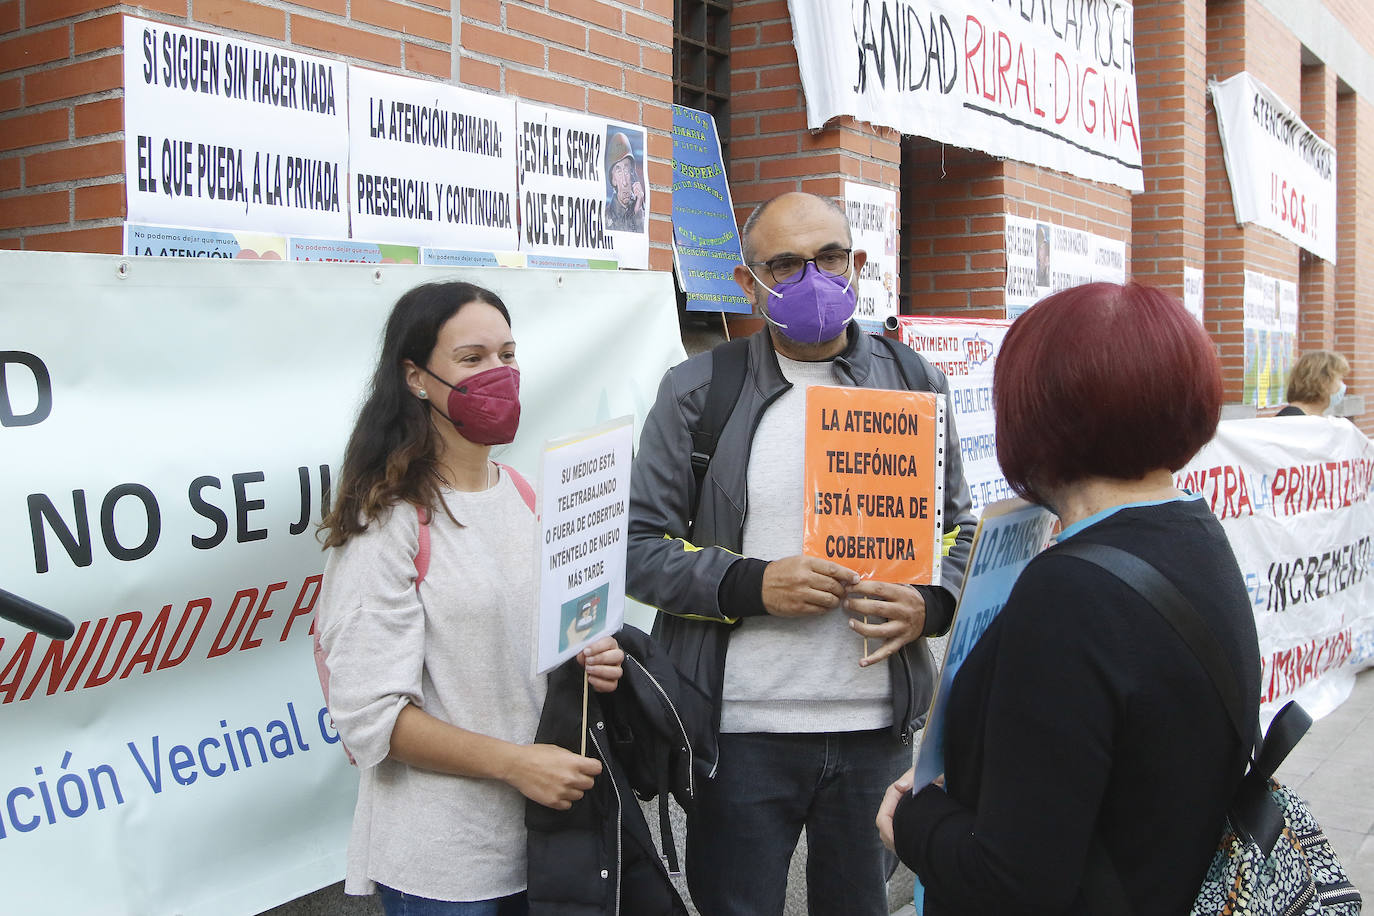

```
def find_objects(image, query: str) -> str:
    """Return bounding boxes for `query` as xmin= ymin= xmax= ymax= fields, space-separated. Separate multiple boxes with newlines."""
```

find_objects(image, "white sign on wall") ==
xmin=1183 ymin=265 xmax=1205 ymax=324
xmin=347 ymin=67 xmax=518 ymax=250
xmin=789 ymin=0 xmax=1144 ymax=192
xmin=122 ymin=15 xmax=349 ymax=237
xmin=1003 ymin=215 xmax=1126 ymax=318
xmin=897 ymin=316 xmax=1013 ymax=513
xmin=1211 ymin=72 xmax=1337 ymax=263
xmin=1242 ymin=269 xmax=1299 ymax=409
xmin=843 ymin=181 xmax=899 ymax=330
xmin=515 ymin=103 xmax=650 ymax=269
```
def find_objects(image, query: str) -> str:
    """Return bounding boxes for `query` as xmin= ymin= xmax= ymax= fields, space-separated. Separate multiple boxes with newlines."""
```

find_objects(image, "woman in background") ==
xmin=317 ymin=280 xmax=623 ymax=916
xmin=1278 ymin=349 xmax=1350 ymax=416
xmin=877 ymin=282 xmax=1261 ymax=914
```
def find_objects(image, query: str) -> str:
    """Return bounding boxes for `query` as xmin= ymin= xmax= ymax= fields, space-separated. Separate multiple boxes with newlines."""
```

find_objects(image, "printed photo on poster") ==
xmin=605 ymin=128 xmax=646 ymax=233
xmin=516 ymin=103 xmax=649 ymax=269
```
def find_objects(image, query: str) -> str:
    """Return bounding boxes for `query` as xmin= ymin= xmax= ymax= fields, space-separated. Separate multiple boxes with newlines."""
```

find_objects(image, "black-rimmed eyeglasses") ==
xmin=748 ymin=248 xmax=852 ymax=286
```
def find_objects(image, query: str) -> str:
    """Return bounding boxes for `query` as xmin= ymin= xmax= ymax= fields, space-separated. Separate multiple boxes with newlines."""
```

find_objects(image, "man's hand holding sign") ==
xmin=803 ymin=386 xmax=946 ymax=665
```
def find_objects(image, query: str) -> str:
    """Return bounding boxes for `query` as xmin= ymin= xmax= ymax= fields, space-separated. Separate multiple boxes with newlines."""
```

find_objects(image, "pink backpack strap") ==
xmin=414 ymin=504 xmax=431 ymax=587
xmin=499 ymin=462 xmax=537 ymax=513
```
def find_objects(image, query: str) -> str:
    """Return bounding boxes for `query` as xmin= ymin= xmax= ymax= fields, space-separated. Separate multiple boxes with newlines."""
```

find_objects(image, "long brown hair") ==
xmin=320 ymin=281 xmax=512 ymax=548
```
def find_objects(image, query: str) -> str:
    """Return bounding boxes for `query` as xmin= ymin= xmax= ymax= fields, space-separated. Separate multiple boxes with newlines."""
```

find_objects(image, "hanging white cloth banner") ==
xmin=1211 ymin=72 xmax=1337 ymax=263
xmin=787 ymin=0 xmax=1144 ymax=192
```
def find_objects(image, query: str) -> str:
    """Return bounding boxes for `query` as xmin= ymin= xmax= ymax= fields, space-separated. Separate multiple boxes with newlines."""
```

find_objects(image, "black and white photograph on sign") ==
xmin=515 ymin=102 xmax=649 ymax=269
xmin=1035 ymin=222 xmax=1051 ymax=287
xmin=121 ymin=15 xmax=349 ymax=237
xmin=605 ymin=128 xmax=646 ymax=232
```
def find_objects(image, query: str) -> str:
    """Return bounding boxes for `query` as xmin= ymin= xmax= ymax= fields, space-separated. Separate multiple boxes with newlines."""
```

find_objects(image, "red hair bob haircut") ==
xmin=994 ymin=281 xmax=1222 ymax=502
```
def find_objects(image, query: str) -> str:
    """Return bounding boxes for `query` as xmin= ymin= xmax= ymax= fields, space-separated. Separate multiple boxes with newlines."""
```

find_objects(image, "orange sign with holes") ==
xmin=803 ymin=386 xmax=945 ymax=584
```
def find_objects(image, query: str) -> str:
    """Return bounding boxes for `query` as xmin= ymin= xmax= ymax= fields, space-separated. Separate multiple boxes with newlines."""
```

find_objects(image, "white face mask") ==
xmin=1327 ymin=381 xmax=1347 ymax=414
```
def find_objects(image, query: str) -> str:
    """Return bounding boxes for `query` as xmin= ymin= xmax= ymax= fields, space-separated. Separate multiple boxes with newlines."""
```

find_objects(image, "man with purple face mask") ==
xmin=627 ymin=192 xmax=975 ymax=915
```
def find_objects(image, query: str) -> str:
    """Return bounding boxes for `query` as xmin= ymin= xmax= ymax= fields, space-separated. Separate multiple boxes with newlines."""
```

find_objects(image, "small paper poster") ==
xmin=535 ymin=416 xmax=633 ymax=674
xmin=910 ymin=499 xmax=1056 ymax=786
xmin=908 ymin=497 xmax=1055 ymax=913
xmin=802 ymin=387 xmax=945 ymax=584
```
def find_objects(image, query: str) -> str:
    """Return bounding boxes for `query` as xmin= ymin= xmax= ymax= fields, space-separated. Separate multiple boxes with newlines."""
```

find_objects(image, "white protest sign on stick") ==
xmin=348 ymin=67 xmax=518 ymax=249
xmin=122 ymin=15 xmax=348 ymax=236
xmin=535 ymin=417 xmax=634 ymax=676
xmin=516 ymin=103 xmax=650 ymax=269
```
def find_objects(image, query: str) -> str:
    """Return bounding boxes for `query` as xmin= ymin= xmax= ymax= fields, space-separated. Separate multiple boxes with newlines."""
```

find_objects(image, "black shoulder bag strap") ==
xmin=688 ymin=336 xmax=749 ymax=532
xmin=876 ymin=333 xmax=932 ymax=392
xmin=1053 ymin=541 xmax=1310 ymax=914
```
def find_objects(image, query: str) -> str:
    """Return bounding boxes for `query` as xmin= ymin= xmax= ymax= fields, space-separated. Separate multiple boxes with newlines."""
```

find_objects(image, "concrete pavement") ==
xmin=263 ymin=667 xmax=1372 ymax=915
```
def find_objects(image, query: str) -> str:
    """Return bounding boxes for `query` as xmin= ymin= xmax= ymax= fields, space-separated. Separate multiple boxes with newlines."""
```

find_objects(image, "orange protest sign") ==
xmin=803 ymin=386 xmax=945 ymax=584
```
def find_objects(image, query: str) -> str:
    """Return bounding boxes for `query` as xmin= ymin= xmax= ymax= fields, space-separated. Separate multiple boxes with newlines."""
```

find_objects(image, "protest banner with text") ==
xmin=123 ymin=15 xmax=348 ymax=237
xmin=348 ymin=67 xmax=517 ymax=250
xmin=844 ymin=181 xmax=899 ymax=330
xmin=1003 ymin=214 xmax=1125 ymax=318
xmin=516 ymin=103 xmax=650 ymax=269
xmin=0 ymin=251 xmax=685 ymax=915
xmin=896 ymin=316 xmax=1012 ymax=514
xmin=672 ymin=104 xmax=749 ymax=314
xmin=1211 ymin=72 xmax=1337 ymax=263
xmin=803 ymin=387 xmax=944 ymax=583
xmin=788 ymin=0 xmax=1143 ymax=192
xmin=1176 ymin=417 xmax=1374 ymax=722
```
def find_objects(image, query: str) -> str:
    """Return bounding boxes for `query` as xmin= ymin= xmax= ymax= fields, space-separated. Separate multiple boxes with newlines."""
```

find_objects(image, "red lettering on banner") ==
xmin=278 ymin=574 xmax=322 ymax=642
xmin=0 ymin=579 xmax=318 ymax=704
xmin=1263 ymin=629 xmax=1354 ymax=703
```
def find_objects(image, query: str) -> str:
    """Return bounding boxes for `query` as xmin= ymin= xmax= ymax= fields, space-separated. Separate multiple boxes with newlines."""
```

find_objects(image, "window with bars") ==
xmin=674 ymin=0 xmax=731 ymax=166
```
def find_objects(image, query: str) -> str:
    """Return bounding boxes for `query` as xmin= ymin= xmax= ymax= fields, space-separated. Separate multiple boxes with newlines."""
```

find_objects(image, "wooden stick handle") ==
xmin=580 ymin=666 xmax=589 ymax=757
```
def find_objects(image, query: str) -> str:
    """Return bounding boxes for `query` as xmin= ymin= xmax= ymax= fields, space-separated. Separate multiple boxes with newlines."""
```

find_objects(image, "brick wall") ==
xmin=1131 ymin=0 xmax=1206 ymax=299
xmin=0 ymin=0 xmax=676 ymax=265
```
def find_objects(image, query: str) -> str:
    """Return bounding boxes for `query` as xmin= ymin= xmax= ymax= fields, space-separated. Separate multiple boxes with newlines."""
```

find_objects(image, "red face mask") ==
xmin=423 ymin=364 xmax=521 ymax=445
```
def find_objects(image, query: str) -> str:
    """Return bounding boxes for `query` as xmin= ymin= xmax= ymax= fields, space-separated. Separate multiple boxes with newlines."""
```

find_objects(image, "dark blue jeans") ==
xmin=377 ymin=885 xmax=528 ymax=916
xmin=685 ymin=729 xmax=908 ymax=916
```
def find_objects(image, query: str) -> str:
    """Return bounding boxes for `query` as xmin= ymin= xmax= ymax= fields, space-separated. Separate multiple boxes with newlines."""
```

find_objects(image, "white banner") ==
xmin=1003 ymin=215 xmax=1125 ymax=318
xmin=1211 ymin=72 xmax=1337 ymax=263
xmin=515 ymin=103 xmax=649 ymax=269
xmin=896 ymin=315 xmax=1012 ymax=514
xmin=843 ymin=182 xmax=899 ymax=329
xmin=348 ymin=67 xmax=518 ymax=249
xmin=788 ymin=0 xmax=1143 ymax=192
xmin=1176 ymin=418 xmax=1374 ymax=720
xmin=1242 ymin=268 xmax=1298 ymax=409
xmin=122 ymin=15 xmax=349 ymax=237
xmin=0 ymin=251 xmax=685 ymax=914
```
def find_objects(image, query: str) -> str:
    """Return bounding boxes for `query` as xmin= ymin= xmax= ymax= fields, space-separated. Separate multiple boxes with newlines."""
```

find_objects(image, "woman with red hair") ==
xmin=876 ymin=282 xmax=1261 ymax=913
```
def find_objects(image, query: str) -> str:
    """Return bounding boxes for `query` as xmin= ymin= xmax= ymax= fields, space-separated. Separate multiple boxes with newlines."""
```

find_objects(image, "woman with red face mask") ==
xmin=317 ymin=281 xmax=624 ymax=916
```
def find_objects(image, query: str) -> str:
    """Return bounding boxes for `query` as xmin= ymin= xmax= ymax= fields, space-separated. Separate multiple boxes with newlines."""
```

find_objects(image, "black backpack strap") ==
xmin=1051 ymin=542 xmax=1252 ymax=747
xmin=876 ymin=333 xmax=932 ymax=392
xmin=689 ymin=337 xmax=750 ymax=530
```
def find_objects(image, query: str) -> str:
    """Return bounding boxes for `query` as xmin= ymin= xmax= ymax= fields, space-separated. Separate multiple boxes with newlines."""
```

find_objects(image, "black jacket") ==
xmin=525 ymin=626 xmax=709 ymax=915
